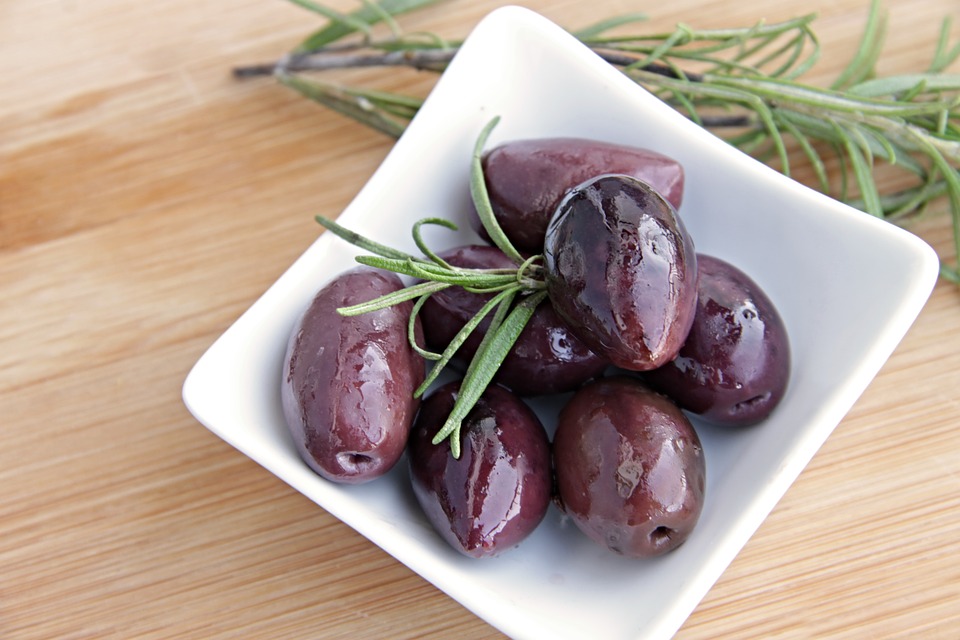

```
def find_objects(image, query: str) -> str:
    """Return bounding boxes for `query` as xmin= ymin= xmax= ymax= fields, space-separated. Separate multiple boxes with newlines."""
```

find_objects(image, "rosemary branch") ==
xmin=233 ymin=45 xmax=706 ymax=81
xmin=315 ymin=117 xmax=549 ymax=456
xmin=237 ymin=0 xmax=960 ymax=283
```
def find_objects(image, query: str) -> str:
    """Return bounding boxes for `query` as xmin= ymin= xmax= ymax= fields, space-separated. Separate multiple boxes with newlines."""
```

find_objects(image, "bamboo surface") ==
xmin=3 ymin=0 xmax=960 ymax=638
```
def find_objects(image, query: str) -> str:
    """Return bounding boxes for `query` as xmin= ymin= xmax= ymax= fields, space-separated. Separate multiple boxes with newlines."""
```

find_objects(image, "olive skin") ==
xmin=408 ymin=381 xmax=552 ymax=558
xmin=419 ymin=245 xmax=608 ymax=396
xmin=544 ymin=174 xmax=698 ymax=371
xmin=553 ymin=377 xmax=706 ymax=557
xmin=471 ymin=138 xmax=685 ymax=253
xmin=643 ymin=255 xmax=791 ymax=426
xmin=281 ymin=267 xmax=425 ymax=484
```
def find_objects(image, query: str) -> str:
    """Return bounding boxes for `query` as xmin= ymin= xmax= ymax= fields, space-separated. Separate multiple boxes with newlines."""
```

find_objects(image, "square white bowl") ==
xmin=183 ymin=6 xmax=939 ymax=639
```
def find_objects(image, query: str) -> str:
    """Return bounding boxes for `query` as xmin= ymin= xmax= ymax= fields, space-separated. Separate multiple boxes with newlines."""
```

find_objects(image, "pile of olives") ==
xmin=281 ymin=135 xmax=791 ymax=559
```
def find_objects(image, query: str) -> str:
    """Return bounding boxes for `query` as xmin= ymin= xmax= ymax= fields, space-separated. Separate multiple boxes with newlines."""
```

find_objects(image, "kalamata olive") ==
xmin=643 ymin=254 xmax=791 ymax=426
xmin=544 ymin=174 xmax=698 ymax=371
xmin=281 ymin=266 xmax=425 ymax=484
xmin=419 ymin=245 xmax=608 ymax=395
xmin=408 ymin=381 xmax=552 ymax=558
xmin=553 ymin=376 xmax=706 ymax=557
xmin=471 ymin=138 xmax=685 ymax=253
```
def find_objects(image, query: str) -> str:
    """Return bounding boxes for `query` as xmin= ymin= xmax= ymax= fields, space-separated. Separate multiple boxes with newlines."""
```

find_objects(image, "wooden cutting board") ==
xmin=2 ymin=0 xmax=958 ymax=637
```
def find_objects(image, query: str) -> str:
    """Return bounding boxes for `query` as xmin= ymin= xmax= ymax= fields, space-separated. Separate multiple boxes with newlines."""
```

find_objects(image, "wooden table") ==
xmin=4 ymin=0 xmax=959 ymax=637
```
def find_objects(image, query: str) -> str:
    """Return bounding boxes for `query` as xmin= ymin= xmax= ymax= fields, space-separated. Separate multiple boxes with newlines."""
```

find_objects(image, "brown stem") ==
xmin=232 ymin=46 xmax=703 ymax=81
xmin=594 ymin=50 xmax=705 ymax=82
xmin=231 ymin=46 xmax=753 ymax=128
xmin=233 ymin=49 xmax=454 ymax=77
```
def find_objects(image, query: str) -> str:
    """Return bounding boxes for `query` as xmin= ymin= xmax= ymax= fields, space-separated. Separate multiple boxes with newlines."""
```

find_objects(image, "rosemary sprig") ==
xmin=235 ymin=0 xmax=960 ymax=283
xmin=315 ymin=118 xmax=548 ymax=457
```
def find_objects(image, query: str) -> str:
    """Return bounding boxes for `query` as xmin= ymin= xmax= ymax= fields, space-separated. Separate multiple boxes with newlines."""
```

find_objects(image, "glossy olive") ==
xmin=419 ymin=245 xmax=608 ymax=395
xmin=544 ymin=174 xmax=698 ymax=371
xmin=471 ymin=137 xmax=685 ymax=252
xmin=408 ymin=381 xmax=552 ymax=558
xmin=643 ymin=254 xmax=791 ymax=426
xmin=553 ymin=377 xmax=706 ymax=557
xmin=281 ymin=267 xmax=425 ymax=484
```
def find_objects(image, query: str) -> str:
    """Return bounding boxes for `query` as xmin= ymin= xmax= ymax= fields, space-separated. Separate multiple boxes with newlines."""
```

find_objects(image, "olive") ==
xmin=471 ymin=138 xmax=684 ymax=252
xmin=543 ymin=174 xmax=698 ymax=371
xmin=419 ymin=245 xmax=608 ymax=396
xmin=553 ymin=376 xmax=706 ymax=557
xmin=408 ymin=381 xmax=552 ymax=558
xmin=643 ymin=254 xmax=791 ymax=426
xmin=281 ymin=266 xmax=425 ymax=484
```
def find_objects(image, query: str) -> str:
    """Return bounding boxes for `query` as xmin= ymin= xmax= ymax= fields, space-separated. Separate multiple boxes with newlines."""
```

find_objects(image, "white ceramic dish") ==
xmin=183 ymin=6 xmax=939 ymax=639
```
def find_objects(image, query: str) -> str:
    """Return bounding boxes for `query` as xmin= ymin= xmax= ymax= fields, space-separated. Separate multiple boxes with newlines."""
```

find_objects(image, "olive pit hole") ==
xmin=732 ymin=392 xmax=771 ymax=414
xmin=650 ymin=526 xmax=674 ymax=546
xmin=337 ymin=452 xmax=376 ymax=473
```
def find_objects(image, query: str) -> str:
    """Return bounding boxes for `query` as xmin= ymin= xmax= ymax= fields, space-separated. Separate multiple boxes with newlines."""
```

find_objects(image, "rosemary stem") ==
xmin=232 ymin=45 xmax=704 ymax=80
xmin=280 ymin=1 xmax=959 ymax=290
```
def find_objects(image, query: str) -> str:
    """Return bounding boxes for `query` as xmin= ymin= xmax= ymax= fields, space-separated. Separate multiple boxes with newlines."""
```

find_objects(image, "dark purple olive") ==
xmin=643 ymin=254 xmax=791 ymax=426
xmin=544 ymin=174 xmax=698 ymax=371
xmin=419 ymin=245 xmax=608 ymax=396
xmin=553 ymin=376 xmax=705 ymax=557
xmin=281 ymin=266 xmax=425 ymax=484
xmin=471 ymin=138 xmax=685 ymax=253
xmin=408 ymin=381 xmax=552 ymax=558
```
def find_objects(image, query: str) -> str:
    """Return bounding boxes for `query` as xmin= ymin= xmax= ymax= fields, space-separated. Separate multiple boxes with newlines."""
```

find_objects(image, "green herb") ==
xmin=235 ymin=0 xmax=960 ymax=283
xmin=315 ymin=117 xmax=549 ymax=457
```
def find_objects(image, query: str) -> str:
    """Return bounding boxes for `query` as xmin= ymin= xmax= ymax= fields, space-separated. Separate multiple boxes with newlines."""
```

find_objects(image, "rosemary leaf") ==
xmin=432 ymin=290 xmax=548 ymax=458
xmin=780 ymin=117 xmax=830 ymax=194
xmin=849 ymin=73 xmax=960 ymax=97
xmin=314 ymin=214 xmax=415 ymax=259
xmin=469 ymin=117 xmax=525 ymax=264
xmin=409 ymin=293 xmax=443 ymax=360
xmin=930 ymin=16 xmax=960 ymax=72
xmin=281 ymin=75 xmax=407 ymax=137
xmin=295 ymin=0 xmax=445 ymax=52
xmin=354 ymin=255 xmax=517 ymax=286
xmin=412 ymin=217 xmax=458 ymax=269
xmin=574 ymin=13 xmax=648 ymax=41
xmin=338 ymin=279 xmax=450 ymax=316
xmin=843 ymin=132 xmax=884 ymax=217
xmin=413 ymin=286 xmax=520 ymax=398
xmin=286 ymin=0 xmax=374 ymax=39
xmin=831 ymin=0 xmax=886 ymax=90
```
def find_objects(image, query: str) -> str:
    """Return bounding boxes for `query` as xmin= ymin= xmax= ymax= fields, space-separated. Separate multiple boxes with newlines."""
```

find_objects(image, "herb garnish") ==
xmin=314 ymin=117 xmax=555 ymax=457
xmin=235 ymin=0 xmax=960 ymax=283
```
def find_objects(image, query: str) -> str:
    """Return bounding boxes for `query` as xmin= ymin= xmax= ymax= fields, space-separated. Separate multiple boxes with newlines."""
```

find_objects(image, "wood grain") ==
xmin=2 ymin=1 xmax=958 ymax=638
